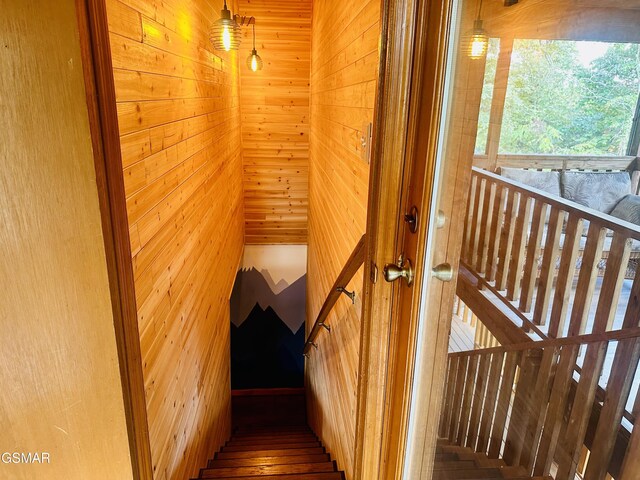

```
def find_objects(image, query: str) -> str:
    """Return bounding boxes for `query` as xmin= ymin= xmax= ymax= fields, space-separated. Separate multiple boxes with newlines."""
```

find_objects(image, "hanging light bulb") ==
xmin=222 ymin=24 xmax=232 ymax=51
xmin=469 ymin=19 xmax=489 ymax=59
xmin=247 ymin=48 xmax=263 ymax=71
xmin=246 ymin=24 xmax=263 ymax=72
xmin=210 ymin=0 xmax=241 ymax=51
xmin=468 ymin=0 xmax=489 ymax=59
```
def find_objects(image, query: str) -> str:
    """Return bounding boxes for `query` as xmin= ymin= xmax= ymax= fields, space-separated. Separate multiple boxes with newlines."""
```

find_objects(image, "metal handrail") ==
xmin=303 ymin=234 xmax=366 ymax=355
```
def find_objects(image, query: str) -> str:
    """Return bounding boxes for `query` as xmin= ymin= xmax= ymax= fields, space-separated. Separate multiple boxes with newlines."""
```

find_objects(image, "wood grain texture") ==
xmin=0 ymin=0 xmax=133 ymax=478
xmin=483 ymin=0 xmax=640 ymax=43
xmin=238 ymin=0 xmax=311 ymax=244
xmin=105 ymin=0 xmax=244 ymax=478
xmin=305 ymin=0 xmax=380 ymax=478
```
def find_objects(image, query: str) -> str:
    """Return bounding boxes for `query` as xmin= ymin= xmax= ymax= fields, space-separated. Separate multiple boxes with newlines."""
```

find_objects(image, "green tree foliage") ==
xmin=476 ymin=39 xmax=640 ymax=156
xmin=475 ymin=39 xmax=500 ymax=154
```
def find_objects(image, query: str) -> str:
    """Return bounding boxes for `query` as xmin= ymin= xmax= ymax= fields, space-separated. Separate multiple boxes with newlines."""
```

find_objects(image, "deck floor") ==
xmin=449 ymin=313 xmax=476 ymax=353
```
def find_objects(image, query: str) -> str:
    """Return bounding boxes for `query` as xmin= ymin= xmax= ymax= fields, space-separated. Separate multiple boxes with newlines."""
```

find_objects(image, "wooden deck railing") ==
xmin=473 ymin=155 xmax=640 ymax=194
xmin=440 ymin=327 xmax=640 ymax=479
xmin=303 ymin=234 xmax=366 ymax=354
xmin=462 ymin=166 xmax=640 ymax=339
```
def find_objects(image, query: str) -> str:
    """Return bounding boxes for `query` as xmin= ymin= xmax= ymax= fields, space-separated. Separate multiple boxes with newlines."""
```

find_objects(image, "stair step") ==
xmin=432 ymin=468 xmax=504 ymax=479
xmin=196 ymin=473 xmax=344 ymax=480
xmin=221 ymin=441 xmax=321 ymax=452
xmin=233 ymin=426 xmax=310 ymax=435
xmin=198 ymin=423 xmax=344 ymax=480
xmin=208 ymin=454 xmax=330 ymax=468
xmin=230 ymin=431 xmax=314 ymax=440
xmin=434 ymin=453 xmax=459 ymax=462
xmin=226 ymin=434 xmax=318 ymax=446
xmin=215 ymin=447 xmax=326 ymax=460
xmin=433 ymin=460 xmax=477 ymax=470
xmin=199 ymin=461 xmax=337 ymax=478
xmin=433 ymin=441 xmax=547 ymax=480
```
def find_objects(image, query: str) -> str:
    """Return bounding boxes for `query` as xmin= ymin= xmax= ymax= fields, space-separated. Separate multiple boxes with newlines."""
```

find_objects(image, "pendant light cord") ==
xmin=252 ymin=24 xmax=256 ymax=49
xmin=476 ymin=0 xmax=484 ymax=20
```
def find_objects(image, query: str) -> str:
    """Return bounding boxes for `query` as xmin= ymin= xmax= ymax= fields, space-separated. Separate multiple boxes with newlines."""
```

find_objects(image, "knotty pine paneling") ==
xmin=105 ymin=1 xmax=244 ymax=479
xmin=305 ymin=0 xmax=380 ymax=478
xmin=0 ymin=1 xmax=132 ymax=478
xmin=238 ymin=0 xmax=312 ymax=244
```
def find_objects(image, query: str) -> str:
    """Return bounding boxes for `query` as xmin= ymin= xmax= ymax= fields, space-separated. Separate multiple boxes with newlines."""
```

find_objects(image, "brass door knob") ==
xmin=431 ymin=263 xmax=453 ymax=282
xmin=383 ymin=256 xmax=414 ymax=286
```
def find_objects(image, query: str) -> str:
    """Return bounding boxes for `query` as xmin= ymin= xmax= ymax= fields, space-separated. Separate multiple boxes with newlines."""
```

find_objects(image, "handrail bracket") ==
xmin=336 ymin=286 xmax=356 ymax=304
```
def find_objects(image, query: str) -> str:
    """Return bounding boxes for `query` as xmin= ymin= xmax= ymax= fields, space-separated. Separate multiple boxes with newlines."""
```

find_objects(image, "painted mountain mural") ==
xmin=230 ymin=268 xmax=306 ymax=333
xmin=229 ymin=268 xmax=306 ymax=389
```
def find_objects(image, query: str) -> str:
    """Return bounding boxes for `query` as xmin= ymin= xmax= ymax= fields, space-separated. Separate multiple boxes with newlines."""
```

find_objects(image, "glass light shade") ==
xmin=209 ymin=4 xmax=241 ymax=51
xmin=247 ymin=49 xmax=263 ymax=72
xmin=469 ymin=19 xmax=488 ymax=59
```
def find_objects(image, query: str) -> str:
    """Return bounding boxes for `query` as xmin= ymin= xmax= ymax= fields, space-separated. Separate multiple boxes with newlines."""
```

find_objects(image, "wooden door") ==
xmin=355 ymin=0 xmax=484 ymax=478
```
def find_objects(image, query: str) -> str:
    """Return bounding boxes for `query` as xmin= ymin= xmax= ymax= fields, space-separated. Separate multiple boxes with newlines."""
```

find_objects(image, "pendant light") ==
xmin=469 ymin=0 xmax=489 ymax=59
xmin=210 ymin=0 xmax=241 ymax=51
xmin=246 ymin=24 xmax=263 ymax=72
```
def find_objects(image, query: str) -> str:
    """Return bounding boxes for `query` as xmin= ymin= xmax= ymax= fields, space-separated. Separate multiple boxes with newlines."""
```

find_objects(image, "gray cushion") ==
xmin=499 ymin=167 xmax=561 ymax=197
xmin=561 ymin=171 xmax=631 ymax=214
xmin=610 ymin=194 xmax=640 ymax=226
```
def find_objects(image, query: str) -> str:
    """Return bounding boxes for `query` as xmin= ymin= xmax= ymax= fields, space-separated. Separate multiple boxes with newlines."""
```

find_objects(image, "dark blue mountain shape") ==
xmin=230 ymin=268 xmax=306 ymax=333
xmin=231 ymin=303 xmax=304 ymax=389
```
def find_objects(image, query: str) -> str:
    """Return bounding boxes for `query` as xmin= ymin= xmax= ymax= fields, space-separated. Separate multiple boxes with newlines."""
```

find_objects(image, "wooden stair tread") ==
xmin=232 ymin=426 xmax=311 ymax=435
xmin=222 ymin=441 xmax=321 ymax=452
xmin=215 ymin=447 xmax=326 ymax=460
xmin=208 ymin=453 xmax=331 ymax=468
xmin=196 ymin=474 xmax=344 ymax=480
xmin=226 ymin=435 xmax=318 ymax=446
xmin=434 ymin=460 xmax=478 ymax=470
xmin=433 ymin=441 xmax=544 ymax=480
xmin=199 ymin=461 xmax=337 ymax=478
xmin=232 ymin=432 xmax=315 ymax=441
xmin=198 ymin=424 xmax=344 ymax=480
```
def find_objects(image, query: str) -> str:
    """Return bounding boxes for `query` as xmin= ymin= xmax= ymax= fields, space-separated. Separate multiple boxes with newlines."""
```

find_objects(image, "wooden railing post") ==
xmin=503 ymin=348 xmax=543 ymax=465
xmin=445 ymin=324 xmax=640 ymax=479
xmin=534 ymin=344 xmax=580 ymax=476
xmin=488 ymin=351 xmax=520 ymax=458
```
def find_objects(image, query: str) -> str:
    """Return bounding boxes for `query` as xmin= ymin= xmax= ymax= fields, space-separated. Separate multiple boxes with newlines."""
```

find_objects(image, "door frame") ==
xmin=75 ymin=1 xmax=153 ymax=478
xmin=354 ymin=0 xmax=469 ymax=477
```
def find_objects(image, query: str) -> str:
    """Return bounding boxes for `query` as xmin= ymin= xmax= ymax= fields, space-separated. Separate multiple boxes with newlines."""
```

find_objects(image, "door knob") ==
xmin=432 ymin=263 xmax=453 ymax=282
xmin=383 ymin=255 xmax=414 ymax=286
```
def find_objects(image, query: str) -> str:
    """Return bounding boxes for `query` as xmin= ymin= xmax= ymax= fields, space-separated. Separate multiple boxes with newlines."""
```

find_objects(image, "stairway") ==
xmin=434 ymin=442 xmax=552 ymax=480
xmin=194 ymin=424 xmax=345 ymax=479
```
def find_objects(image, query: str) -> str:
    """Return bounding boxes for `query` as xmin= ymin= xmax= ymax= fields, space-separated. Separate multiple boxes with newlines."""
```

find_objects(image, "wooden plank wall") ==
xmin=105 ymin=1 xmax=244 ymax=478
xmin=304 ymin=0 xmax=380 ymax=478
xmin=0 ymin=1 xmax=133 ymax=478
xmin=238 ymin=0 xmax=312 ymax=244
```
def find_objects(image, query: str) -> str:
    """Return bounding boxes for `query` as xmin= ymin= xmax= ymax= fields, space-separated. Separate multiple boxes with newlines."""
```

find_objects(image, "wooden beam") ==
xmin=448 ymin=326 xmax=640 ymax=357
xmin=484 ymin=38 xmax=513 ymax=171
xmin=456 ymin=266 xmax=533 ymax=345
xmin=483 ymin=0 xmax=640 ymax=44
